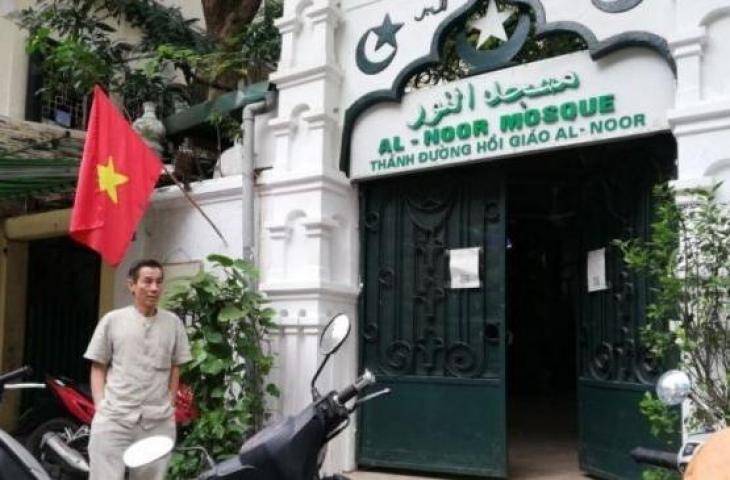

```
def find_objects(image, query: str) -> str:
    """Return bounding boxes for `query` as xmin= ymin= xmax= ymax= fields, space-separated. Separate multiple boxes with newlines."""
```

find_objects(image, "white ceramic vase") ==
xmin=132 ymin=101 xmax=166 ymax=154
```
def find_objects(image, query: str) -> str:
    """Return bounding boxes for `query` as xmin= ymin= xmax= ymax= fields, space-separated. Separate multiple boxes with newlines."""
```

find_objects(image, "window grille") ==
xmin=39 ymin=89 xmax=88 ymax=130
xmin=25 ymin=52 xmax=89 ymax=130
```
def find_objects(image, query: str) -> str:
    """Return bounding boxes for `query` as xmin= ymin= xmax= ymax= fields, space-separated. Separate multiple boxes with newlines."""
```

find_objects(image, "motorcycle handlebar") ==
xmin=337 ymin=370 xmax=376 ymax=404
xmin=630 ymin=447 xmax=677 ymax=471
xmin=0 ymin=366 xmax=32 ymax=385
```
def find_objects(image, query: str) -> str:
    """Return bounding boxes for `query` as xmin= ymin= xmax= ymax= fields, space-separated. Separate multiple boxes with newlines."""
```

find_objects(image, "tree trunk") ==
xmin=202 ymin=0 xmax=263 ymax=41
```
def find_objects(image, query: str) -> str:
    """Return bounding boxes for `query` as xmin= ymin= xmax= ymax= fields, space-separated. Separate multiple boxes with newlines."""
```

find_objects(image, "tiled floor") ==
xmin=349 ymin=459 xmax=586 ymax=480
xmin=348 ymin=395 xmax=588 ymax=479
xmin=349 ymin=472 xmax=447 ymax=480
xmin=349 ymin=465 xmax=586 ymax=480
xmin=508 ymin=394 xmax=587 ymax=479
xmin=347 ymin=438 xmax=586 ymax=480
xmin=349 ymin=460 xmax=586 ymax=480
xmin=349 ymin=473 xmax=585 ymax=480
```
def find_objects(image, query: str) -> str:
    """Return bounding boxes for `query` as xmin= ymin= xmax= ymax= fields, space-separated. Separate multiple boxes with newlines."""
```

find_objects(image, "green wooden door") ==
xmin=358 ymin=167 xmax=507 ymax=478
xmin=576 ymin=157 xmax=676 ymax=479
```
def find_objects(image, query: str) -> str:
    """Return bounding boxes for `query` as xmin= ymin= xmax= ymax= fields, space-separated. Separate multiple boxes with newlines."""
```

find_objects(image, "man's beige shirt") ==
xmin=84 ymin=306 xmax=192 ymax=425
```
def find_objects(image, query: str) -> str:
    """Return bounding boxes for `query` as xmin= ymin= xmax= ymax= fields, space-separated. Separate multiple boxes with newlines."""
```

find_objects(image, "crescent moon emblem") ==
xmin=356 ymin=29 xmax=398 ymax=76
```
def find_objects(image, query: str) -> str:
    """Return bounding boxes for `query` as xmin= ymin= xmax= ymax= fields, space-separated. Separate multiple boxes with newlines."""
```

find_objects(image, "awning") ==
xmin=163 ymin=81 xmax=271 ymax=136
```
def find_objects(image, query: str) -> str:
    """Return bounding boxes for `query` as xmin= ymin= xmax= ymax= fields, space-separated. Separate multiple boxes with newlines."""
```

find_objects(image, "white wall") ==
xmin=263 ymin=0 xmax=360 ymax=473
xmin=0 ymin=11 xmax=29 ymax=119
xmin=112 ymin=176 xmax=245 ymax=305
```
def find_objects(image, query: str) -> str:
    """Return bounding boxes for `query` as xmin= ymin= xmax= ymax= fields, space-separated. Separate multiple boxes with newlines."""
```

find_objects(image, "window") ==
xmin=25 ymin=52 xmax=89 ymax=130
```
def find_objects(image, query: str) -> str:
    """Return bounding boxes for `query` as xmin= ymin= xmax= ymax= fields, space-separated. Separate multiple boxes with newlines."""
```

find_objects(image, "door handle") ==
xmin=484 ymin=323 xmax=500 ymax=344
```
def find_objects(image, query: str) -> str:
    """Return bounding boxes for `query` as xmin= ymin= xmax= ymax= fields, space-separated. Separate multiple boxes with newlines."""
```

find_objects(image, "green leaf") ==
xmin=201 ymin=358 xmax=225 ymax=376
xmin=219 ymin=305 xmax=244 ymax=323
xmin=205 ymin=330 xmax=225 ymax=344
xmin=208 ymin=254 xmax=234 ymax=267
xmin=265 ymin=383 xmax=280 ymax=397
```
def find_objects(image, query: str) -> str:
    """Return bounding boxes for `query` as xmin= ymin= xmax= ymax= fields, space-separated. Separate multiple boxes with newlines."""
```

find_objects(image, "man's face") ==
xmin=128 ymin=266 xmax=164 ymax=311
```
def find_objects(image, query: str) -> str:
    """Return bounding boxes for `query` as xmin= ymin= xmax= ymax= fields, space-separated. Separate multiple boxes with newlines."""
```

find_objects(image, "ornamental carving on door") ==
xmin=578 ymin=172 xmax=664 ymax=385
xmin=362 ymin=178 xmax=501 ymax=379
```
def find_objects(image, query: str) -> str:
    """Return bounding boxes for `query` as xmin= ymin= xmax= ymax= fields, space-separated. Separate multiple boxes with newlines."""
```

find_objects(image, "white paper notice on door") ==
xmin=449 ymin=247 xmax=481 ymax=289
xmin=587 ymin=248 xmax=608 ymax=292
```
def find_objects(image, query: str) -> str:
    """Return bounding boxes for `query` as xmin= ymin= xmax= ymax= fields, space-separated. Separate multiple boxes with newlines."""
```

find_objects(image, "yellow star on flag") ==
xmin=97 ymin=156 xmax=129 ymax=204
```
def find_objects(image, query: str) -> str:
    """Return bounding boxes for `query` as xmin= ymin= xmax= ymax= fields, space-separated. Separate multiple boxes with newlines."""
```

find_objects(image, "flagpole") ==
xmin=162 ymin=167 xmax=229 ymax=247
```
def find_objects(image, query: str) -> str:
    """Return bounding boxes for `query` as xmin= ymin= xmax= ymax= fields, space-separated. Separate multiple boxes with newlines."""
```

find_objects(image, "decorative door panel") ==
xmin=358 ymin=167 xmax=507 ymax=478
xmin=577 ymin=156 xmax=678 ymax=479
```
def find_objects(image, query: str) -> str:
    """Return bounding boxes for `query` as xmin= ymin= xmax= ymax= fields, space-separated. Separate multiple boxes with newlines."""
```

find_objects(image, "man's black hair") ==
xmin=128 ymin=259 xmax=164 ymax=282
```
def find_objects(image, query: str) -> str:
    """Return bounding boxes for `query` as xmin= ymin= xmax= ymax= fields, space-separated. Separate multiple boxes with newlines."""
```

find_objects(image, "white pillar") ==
xmin=260 ymin=0 xmax=360 ymax=473
xmin=670 ymin=2 xmax=730 ymax=202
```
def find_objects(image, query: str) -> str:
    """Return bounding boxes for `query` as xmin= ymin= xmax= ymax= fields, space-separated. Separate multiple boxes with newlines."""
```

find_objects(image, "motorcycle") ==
xmin=14 ymin=372 xmax=197 ymax=479
xmin=631 ymin=369 xmax=728 ymax=477
xmin=122 ymin=313 xmax=390 ymax=479
xmin=0 ymin=366 xmax=56 ymax=480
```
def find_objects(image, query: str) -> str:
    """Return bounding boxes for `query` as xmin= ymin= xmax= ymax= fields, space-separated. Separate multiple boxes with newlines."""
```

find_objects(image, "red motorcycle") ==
xmin=15 ymin=374 xmax=197 ymax=479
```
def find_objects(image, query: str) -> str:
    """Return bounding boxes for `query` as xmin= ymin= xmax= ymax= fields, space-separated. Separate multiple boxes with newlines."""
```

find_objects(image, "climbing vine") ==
xmin=162 ymin=254 xmax=278 ymax=478
xmin=616 ymin=184 xmax=730 ymax=478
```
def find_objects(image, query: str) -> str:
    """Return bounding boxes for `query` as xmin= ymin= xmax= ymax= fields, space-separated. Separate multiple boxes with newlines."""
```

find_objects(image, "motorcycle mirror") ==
xmin=656 ymin=370 xmax=692 ymax=406
xmin=123 ymin=435 xmax=174 ymax=469
xmin=319 ymin=313 xmax=351 ymax=356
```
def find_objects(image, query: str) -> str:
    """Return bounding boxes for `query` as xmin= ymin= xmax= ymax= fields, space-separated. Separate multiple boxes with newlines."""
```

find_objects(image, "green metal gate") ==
xmin=576 ymin=146 xmax=678 ymax=479
xmin=358 ymin=166 xmax=508 ymax=477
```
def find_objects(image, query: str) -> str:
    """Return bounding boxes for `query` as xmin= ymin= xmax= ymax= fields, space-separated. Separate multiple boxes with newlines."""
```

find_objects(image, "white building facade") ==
xmin=3 ymin=0 xmax=726 ymax=478
xmin=123 ymin=1 xmax=730 ymax=478
xmin=251 ymin=1 xmax=730 ymax=478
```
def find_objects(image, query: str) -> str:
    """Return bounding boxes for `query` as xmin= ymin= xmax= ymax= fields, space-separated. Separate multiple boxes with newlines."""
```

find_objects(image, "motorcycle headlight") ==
xmin=656 ymin=370 xmax=692 ymax=406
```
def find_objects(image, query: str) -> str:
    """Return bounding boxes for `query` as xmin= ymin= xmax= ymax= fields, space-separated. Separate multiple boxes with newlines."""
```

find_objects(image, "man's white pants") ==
xmin=88 ymin=413 xmax=175 ymax=480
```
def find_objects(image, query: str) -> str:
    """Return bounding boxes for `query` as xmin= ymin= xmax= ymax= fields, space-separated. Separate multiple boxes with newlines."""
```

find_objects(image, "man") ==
xmin=84 ymin=259 xmax=191 ymax=480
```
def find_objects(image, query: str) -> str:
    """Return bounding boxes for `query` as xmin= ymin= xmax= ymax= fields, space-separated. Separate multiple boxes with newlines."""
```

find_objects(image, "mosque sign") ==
xmin=349 ymin=49 xmax=674 ymax=180
xmin=339 ymin=0 xmax=675 ymax=177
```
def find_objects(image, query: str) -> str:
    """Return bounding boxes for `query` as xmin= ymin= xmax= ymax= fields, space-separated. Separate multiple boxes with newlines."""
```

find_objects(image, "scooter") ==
xmin=123 ymin=313 xmax=390 ymax=479
xmin=0 ymin=366 xmax=54 ymax=480
xmin=13 ymin=372 xmax=197 ymax=479
xmin=631 ymin=369 xmax=728 ymax=477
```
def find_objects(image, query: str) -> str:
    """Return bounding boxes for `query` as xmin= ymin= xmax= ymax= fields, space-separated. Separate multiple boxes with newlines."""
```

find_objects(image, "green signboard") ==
xmin=350 ymin=50 xmax=673 ymax=180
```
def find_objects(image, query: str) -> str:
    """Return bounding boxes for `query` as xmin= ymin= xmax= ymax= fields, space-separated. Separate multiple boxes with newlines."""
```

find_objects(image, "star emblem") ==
xmin=371 ymin=14 xmax=404 ymax=51
xmin=471 ymin=0 xmax=516 ymax=47
xmin=97 ymin=156 xmax=129 ymax=204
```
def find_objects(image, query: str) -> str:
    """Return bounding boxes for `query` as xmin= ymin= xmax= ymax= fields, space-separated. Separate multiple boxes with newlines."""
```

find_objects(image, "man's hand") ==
xmin=169 ymin=365 xmax=181 ymax=407
xmin=90 ymin=362 xmax=108 ymax=409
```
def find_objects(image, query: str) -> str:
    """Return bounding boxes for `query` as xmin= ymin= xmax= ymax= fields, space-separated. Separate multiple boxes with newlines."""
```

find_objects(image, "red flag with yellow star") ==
xmin=70 ymin=86 xmax=162 ymax=266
